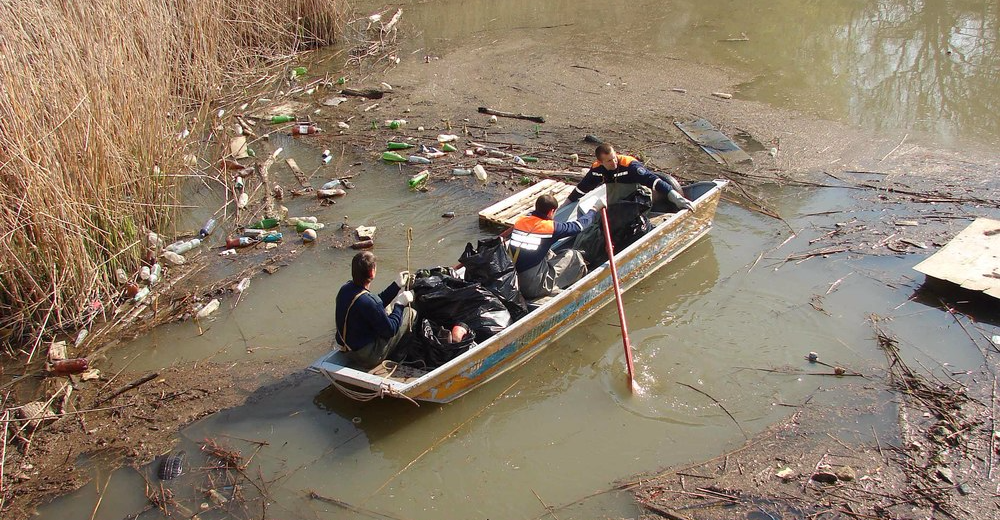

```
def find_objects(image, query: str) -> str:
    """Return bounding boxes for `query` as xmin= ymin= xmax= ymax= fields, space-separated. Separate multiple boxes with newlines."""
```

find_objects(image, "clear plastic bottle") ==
xmin=148 ymin=263 xmax=162 ymax=285
xmin=198 ymin=218 xmax=217 ymax=238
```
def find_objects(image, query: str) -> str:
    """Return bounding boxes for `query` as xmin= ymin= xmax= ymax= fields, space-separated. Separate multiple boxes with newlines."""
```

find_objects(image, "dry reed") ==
xmin=0 ymin=0 xmax=343 ymax=355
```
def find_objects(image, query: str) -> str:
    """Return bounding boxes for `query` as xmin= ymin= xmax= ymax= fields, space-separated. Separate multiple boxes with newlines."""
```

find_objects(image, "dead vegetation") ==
xmin=0 ymin=0 xmax=344 ymax=358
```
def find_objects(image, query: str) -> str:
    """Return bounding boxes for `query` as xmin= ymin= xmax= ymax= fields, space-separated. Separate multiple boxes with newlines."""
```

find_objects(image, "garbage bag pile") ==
xmin=390 ymin=269 xmax=512 ymax=369
xmin=573 ymin=190 xmax=653 ymax=267
xmin=459 ymin=237 xmax=528 ymax=319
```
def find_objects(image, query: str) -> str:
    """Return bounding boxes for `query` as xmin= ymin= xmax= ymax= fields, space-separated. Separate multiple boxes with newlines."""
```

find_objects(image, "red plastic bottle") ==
xmin=50 ymin=358 xmax=89 ymax=375
xmin=291 ymin=123 xmax=320 ymax=136
xmin=225 ymin=237 xmax=255 ymax=248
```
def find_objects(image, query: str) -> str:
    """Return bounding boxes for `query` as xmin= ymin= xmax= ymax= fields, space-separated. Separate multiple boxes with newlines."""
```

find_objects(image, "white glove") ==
xmin=395 ymin=270 xmax=410 ymax=288
xmin=667 ymin=190 xmax=694 ymax=211
xmin=392 ymin=290 xmax=414 ymax=307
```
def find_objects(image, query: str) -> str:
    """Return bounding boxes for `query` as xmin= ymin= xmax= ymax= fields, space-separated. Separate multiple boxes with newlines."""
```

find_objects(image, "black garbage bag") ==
xmin=392 ymin=319 xmax=477 ymax=369
xmin=412 ymin=274 xmax=511 ymax=340
xmin=413 ymin=265 xmax=459 ymax=280
xmin=573 ymin=190 xmax=653 ymax=267
xmin=459 ymin=237 xmax=528 ymax=319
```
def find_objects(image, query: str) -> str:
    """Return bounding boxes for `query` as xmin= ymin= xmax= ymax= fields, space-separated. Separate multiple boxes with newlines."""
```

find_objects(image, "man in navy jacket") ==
xmin=335 ymin=251 xmax=414 ymax=369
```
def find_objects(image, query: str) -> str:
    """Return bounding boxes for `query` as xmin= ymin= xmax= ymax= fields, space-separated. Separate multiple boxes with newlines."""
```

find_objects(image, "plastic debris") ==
xmin=473 ymin=165 xmax=488 ymax=183
xmin=196 ymin=299 xmax=220 ymax=319
xmin=356 ymin=226 xmax=376 ymax=240
xmin=437 ymin=134 xmax=459 ymax=143
xmin=712 ymin=92 xmax=733 ymax=99
xmin=292 ymin=122 xmax=321 ymax=135
xmin=317 ymin=188 xmax=346 ymax=199
xmin=287 ymin=216 xmax=317 ymax=225
xmin=302 ymin=229 xmax=317 ymax=242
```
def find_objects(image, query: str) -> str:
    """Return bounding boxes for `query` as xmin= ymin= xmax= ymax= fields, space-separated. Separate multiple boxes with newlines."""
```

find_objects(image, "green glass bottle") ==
xmin=295 ymin=221 xmax=325 ymax=232
xmin=249 ymin=217 xmax=279 ymax=229
xmin=441 ymin=143 xmax=457 ymax=152
xmin=408 ymin=171 xmax=429 ymax=188
xmin=386 ymin=142 xmax=413 ymax=150
xmin=270 ymin=115 xmax=295 ymax=124
xmin=382 ymin=151 xmax=407 ymax=162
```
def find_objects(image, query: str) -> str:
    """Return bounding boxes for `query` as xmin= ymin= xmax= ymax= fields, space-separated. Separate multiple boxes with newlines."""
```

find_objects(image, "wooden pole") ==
xmin=600 ymin=207 xmax=636 ymax=391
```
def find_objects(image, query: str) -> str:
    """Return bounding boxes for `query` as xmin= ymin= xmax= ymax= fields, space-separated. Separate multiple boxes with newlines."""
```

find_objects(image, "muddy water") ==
xmin=35 ymin=1 xmax=1000 ymax=519
xmin=394 ymin=0 xmax=1000 ymax=148
xmin=37 ymin=181 xmax=989 ymax=520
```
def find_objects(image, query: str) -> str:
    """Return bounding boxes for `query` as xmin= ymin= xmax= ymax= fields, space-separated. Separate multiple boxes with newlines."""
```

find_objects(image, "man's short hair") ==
xmin=595 ymin=143 xmax=614 ymax=158
xmin=351 ymin=251 xmax=377 ymax=285
xmin=535 ymin=194 xmax=558 ymax=215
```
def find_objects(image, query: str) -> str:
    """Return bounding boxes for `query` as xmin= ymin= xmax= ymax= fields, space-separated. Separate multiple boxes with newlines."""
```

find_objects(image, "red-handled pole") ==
xmin=600 ymin=207 xmax=636 ymax=392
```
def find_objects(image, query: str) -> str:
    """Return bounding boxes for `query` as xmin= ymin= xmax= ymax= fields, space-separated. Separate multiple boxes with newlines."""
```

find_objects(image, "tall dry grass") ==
xmin=0 ymin=0 xmax=343 ymax=355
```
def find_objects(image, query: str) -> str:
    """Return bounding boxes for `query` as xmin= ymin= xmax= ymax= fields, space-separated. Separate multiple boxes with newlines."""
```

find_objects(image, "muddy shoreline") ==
xmin=5 ymin=9 xmax=1000 ymax=519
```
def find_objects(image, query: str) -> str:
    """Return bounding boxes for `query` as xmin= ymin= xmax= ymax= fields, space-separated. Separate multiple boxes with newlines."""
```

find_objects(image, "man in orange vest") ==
xmin=568 ymin=143 xmax=693 ymax=210
xmin=510 ymin=194 xmax=604 ymax=299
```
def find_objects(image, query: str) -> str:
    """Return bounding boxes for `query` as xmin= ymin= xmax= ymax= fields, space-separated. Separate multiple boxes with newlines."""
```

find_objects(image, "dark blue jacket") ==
xmin=568 ymin=155 xmax=675 ymax=202
xmin=510 ymin=209 xmax=598 ymax=271
xmin=335 ymin=280 xmax=403 ymax=350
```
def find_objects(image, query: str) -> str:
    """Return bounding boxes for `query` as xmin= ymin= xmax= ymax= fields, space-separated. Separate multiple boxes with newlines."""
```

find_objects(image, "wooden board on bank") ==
xmin=478 ymin=179 xmax=576 ymax=227
xmin=913 ymin=218 xmax=1000 ymax=300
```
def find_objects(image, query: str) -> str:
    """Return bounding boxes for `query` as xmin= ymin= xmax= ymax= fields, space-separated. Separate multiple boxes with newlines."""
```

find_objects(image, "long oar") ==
xmin=600 ymin=207 xmax=636 ymax=392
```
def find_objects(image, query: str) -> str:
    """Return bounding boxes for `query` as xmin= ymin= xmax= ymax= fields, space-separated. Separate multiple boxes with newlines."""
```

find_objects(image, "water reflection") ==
xmin=391 ymin=0 xmax=1000 ymax=146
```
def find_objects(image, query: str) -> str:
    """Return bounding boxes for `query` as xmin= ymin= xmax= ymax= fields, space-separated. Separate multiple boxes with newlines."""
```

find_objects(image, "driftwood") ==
xmin=478 ymin=106 xmax=546 ymax=123
xmin=96 ymin=372 xmax=159 ymax=405
xmin=284 ymin=158 xmax=312 ymax=190
xmin=341 ymin=87 xmax=385 ymax=99
xmin=512 ymin=166 xmax=586 ymax=180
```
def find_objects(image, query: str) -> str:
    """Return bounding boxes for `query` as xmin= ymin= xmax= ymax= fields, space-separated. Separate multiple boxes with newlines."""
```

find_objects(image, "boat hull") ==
xmin=311 ymin=180 xmax=726 ymax=403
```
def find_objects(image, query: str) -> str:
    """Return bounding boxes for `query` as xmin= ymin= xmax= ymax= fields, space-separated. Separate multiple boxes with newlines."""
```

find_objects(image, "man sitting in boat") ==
xmin=568 ymin=143 xmax=693 ymax=209
xmin=511 ymin=194 xmax=604 ymax=299
xmin=335 ymin=251 xmax=415 ymax=369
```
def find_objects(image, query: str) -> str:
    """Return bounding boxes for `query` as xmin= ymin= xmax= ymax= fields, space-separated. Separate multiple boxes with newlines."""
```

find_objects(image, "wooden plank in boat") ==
xmin=479 ymin=179 xmax=576 ymax=227
xmin=913 ymin=217 xmax=1000 ymax=300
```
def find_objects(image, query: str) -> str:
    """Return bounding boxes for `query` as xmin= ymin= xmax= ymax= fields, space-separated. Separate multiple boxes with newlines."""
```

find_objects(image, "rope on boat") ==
xmin=330 ymin=361 xmax=420 ymax=406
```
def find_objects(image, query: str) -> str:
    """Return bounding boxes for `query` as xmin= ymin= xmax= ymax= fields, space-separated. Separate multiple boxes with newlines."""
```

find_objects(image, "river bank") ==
xmin=5 ymin=1 xmax=1000 ymax=518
